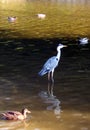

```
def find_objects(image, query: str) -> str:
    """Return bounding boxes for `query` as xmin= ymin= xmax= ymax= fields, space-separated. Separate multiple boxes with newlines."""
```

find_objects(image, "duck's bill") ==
xmin=28 ymin=110 xmax=31 ymax=113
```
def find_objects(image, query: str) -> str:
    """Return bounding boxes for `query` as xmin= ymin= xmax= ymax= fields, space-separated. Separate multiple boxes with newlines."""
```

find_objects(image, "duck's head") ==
xmin=22 ymin=108 xmax=31 ymax=114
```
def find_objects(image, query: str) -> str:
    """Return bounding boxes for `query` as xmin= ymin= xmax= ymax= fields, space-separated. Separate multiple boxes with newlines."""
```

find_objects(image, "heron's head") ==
xmin=57 ymin=44 xmax=67 ymax=51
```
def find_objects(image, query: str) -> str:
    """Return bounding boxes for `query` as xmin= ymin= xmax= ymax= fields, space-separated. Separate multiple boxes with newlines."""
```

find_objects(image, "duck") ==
xmin=8 ymin=16 xmax=17 ymax=22
xmin=37 ymin=14 xmax=46 ymax=19
xmin=79 ymin=37 xmax=89 ymax=45
xmin=1 ymin=108 xmax=31 ymax=120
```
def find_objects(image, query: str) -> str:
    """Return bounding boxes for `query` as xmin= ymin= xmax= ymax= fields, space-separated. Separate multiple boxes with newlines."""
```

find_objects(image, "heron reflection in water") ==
xmin=39 ymin=82 xmax=61 ymax=118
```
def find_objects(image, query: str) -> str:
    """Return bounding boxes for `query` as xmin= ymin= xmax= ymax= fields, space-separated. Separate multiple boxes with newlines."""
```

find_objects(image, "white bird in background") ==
xmin=37 ymin=14 xmax=46 ymax=19
xmin=8 ymin=17 xmax=17 ymax=22
xmin=79 ymin=37 xmax=89 ymax=45
xmin=38 ymin=44 xmax=67 ymax=82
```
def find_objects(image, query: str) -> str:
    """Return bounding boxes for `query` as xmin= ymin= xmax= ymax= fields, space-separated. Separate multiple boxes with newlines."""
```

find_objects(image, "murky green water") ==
xmin=0 ymin=0 xmax=90 ymax=130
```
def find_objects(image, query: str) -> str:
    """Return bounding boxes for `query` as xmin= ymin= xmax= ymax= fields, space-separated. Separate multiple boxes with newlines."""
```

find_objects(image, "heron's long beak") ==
xmin=63 ymin=45 xmax=67 ymax=47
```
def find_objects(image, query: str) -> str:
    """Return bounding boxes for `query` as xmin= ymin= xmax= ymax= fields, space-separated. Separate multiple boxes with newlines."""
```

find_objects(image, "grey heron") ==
xmin=38 ymin=44 xmax=67 ymax=82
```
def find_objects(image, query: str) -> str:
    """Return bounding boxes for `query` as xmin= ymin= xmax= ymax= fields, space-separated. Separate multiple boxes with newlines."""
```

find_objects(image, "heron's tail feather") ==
xmin=38 ymin=68 xmax=48 ymax=76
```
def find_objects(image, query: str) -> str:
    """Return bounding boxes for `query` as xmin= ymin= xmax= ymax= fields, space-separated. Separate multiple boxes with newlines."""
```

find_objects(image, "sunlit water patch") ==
xmin=0 ymin=0 xmax=90 ymax=38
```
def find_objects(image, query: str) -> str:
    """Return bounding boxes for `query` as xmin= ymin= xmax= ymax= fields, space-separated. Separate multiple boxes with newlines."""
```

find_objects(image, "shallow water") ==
xmin=0 ymin=0 xmax=90 ymax=130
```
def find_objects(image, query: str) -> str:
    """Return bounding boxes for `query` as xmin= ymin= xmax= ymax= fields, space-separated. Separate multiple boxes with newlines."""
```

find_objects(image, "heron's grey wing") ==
xmin=43 ymin=56 xmax=59 ymax=71
xmin=38 ymin=56 xmax=59 ymax=76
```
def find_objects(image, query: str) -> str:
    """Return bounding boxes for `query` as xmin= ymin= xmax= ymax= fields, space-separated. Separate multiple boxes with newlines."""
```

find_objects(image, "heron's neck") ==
xmin=56 ymin=50 xmax=61 ymax=60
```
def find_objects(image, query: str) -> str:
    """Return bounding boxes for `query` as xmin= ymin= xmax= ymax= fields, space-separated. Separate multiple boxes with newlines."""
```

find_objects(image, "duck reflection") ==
xmin=0 ymin=119 xmax=30 ymax=130
xmin=39 ymin=82 xmax=61 ymax=118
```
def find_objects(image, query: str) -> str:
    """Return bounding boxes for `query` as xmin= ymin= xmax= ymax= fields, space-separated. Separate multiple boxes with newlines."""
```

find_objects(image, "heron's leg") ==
xmin=48 ymin=82 xmax=50 ymax=95
xmin=50 ymin=82 xmax=54 ymax=96
xmin=48 ymin=81 xmax=54 ymax=97
xmin=51 ymin=69 xmax=54 ymax=83
xmin=48 ymin=72 xmax=50 ymax=81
